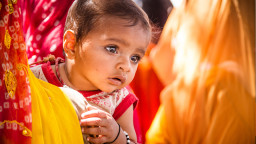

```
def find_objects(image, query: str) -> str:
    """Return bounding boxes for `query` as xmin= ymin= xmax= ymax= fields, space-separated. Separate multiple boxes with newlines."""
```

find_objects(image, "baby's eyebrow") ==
xmin=106 ymin=37 xmax=146 ymax=55
xmin=136 ymin=48 xmax=146 ymax=56
xmin=106 ymin=38 xmax=129 ymax=46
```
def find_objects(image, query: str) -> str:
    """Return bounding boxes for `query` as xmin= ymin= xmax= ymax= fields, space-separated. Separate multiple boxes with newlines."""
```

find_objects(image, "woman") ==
xmin=146 ymin=0 xmax=255 ymax=143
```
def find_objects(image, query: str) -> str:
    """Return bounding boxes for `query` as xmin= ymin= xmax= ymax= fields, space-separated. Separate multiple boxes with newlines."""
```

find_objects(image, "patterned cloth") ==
xmin=0 ymin=0 xmax=32 ymax=143
xmin=20 ymin=0 xmax=73 ymax=64
xmin=0 ymin=1 xmax=84 ymax=143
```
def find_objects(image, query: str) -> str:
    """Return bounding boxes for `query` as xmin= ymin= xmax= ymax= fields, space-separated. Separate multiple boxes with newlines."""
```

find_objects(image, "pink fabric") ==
xmin=133 ymin=109 xmax=143 ymax=144
xmin=20 ymin=0 xmax=74 ymax=64
xmin=112 ymin=94 xmax=138 ymax=120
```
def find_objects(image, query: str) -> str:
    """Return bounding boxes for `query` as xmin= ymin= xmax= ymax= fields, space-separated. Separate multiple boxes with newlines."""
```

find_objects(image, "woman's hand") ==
xmin=80 ymin=105 xmax=120 ymax=144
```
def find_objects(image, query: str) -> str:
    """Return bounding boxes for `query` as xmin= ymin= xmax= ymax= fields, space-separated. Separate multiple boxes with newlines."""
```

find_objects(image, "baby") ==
xmin=31 ymin=0 xmax=151 ymax=143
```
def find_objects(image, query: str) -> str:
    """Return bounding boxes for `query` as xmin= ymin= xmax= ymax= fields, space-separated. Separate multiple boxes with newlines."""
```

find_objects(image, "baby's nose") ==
xmin=117 ymin=58 xmax=131 ymax=72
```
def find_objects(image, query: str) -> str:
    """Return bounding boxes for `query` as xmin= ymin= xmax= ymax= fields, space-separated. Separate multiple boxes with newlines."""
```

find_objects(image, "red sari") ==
xmin=0 ymin=0 xmax=32 ymax=143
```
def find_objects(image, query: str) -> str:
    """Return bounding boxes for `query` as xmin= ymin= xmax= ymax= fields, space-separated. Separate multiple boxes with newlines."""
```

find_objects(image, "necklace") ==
xmin=62 ymin=62 xmax=75 ymax=89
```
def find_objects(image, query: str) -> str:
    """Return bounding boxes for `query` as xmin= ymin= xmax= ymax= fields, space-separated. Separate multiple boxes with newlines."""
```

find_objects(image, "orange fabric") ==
xmin=130 ymin=42 xmax=164 ymax=143
xmin=147 ymin=66 xmax=255 ymax=143
xmin=146 ymin=0 xmax=255 ymax=143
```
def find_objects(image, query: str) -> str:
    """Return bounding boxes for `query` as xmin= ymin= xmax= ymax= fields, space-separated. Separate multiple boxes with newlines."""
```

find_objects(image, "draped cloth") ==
xmin=0 ymin=0 xmax=31 ymax=143
xmin=0 ymin=0 xmax=83 ymax=143
xmin=146 ymin=0 xmax=255 ymax=143
xmin=20 ymin=0 xmax=73 ymax=64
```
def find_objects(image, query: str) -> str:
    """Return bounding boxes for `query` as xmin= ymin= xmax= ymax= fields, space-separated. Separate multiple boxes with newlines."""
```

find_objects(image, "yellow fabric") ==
xmin=146 ymin=106 xmax=167 ymax=144
xmin=146 ymin=67 xmax=255 ymax=144
xmin=28 ymin=68 xmax=83 ymax=144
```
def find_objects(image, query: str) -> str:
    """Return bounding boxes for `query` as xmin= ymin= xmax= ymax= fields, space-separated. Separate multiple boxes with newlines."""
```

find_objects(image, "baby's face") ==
xmin=71 ymin=16 xmax=150 ymax=93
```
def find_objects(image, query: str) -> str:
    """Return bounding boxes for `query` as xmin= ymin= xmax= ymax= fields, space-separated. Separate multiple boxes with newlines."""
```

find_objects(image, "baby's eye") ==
xmin=105 ymin=45 xmax=118 ymax=54
xmin=130 ymin=55 xmax=141 ymax=64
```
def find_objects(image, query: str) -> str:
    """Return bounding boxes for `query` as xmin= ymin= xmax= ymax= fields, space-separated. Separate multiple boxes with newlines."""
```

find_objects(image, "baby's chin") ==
xmin=101 ymin=89 xmax=118 ymax=94
xmin=100 ymin=86 xmax=124 ymax=94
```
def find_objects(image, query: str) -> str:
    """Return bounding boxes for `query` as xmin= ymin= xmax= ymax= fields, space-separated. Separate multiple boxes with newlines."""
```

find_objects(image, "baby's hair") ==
xmin=64 ymin=0 xmax=151 ymax=44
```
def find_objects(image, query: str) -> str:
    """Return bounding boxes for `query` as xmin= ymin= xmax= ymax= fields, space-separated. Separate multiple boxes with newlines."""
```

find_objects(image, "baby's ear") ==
xmin=63 ymin=30 xmax=76 ymax=59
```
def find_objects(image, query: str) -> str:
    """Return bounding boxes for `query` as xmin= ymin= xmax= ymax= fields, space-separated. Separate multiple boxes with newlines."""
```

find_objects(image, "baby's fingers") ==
xmin=86 ymin=135 xmax=108 ymax=144
xmin=86 ymin=105 xmax=99 ymax=111
xmin=80 ymin=117 xmax=107 ymax=127
xmin=82 ymin=126 xmax=107 ymax=136
xmin=81 ymin=108 xmax=111 ymax=119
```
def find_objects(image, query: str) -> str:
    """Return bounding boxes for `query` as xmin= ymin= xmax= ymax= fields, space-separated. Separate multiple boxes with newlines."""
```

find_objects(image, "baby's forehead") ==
xmin=92 ymin=15 xmax=150 ymax=34
xmin=79 ymin=17 xmax=150 ymax=48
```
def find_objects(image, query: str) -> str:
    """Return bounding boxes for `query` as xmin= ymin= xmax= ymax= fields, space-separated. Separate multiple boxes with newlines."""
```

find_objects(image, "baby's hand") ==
xmin=80 ymin=105 xmax=120 ymax=144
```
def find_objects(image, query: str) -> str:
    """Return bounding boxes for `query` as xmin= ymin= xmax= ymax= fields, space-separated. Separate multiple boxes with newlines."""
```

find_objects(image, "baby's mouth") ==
xmin=113 ymin=78 xmax=121 ymax=82
xmin=108 ymin=75 xmax=126 ymax=86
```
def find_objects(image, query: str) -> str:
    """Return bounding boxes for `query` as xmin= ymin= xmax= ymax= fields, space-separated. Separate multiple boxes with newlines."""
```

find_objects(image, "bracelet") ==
xmin=123 ymin=130 xmax=130 ymax=144
xmin=106 ymin=123 xmax=120 ymax=144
